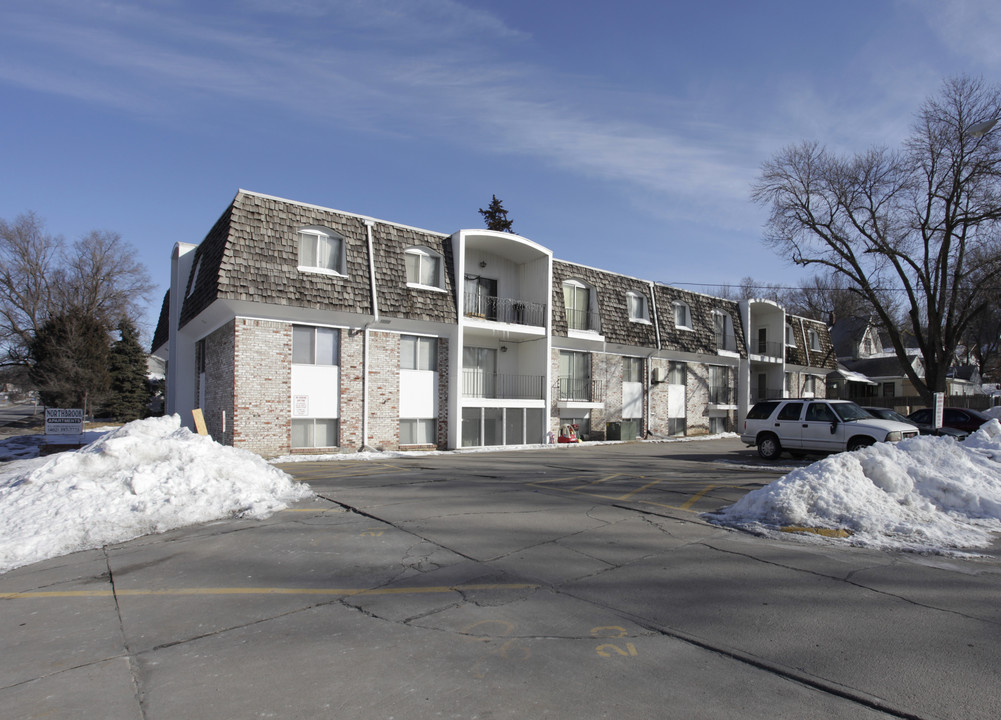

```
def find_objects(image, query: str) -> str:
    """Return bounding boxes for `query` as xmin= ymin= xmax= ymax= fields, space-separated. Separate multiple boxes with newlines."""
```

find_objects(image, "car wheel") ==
xmin=847 ymin=437 xmax=874 ymax=452
xmin=757 ymin=434 xmax=782 ymax=460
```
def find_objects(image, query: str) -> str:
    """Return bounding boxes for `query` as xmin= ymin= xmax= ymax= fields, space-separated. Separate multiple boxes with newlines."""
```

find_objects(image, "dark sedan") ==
xmin=906 ymin=407 xmax=990 ymax=435
xmin=863 ymin=406 xmax=969 ymax=440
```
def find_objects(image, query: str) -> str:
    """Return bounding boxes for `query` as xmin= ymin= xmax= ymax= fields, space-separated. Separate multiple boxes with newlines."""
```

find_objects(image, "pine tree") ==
xmin=28 ymin=306 xmax=110 ymax=416
xmin=104 ymin=318 xmax=151 ymax=421
xmin=478 ymin=195 xmax=514 ymax=233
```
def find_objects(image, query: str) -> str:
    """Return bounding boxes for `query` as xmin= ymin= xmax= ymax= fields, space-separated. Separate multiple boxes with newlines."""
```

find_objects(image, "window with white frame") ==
xmin=404 ymin=247 xmax=443 ymax=289
xmin=668 ymin=361 xmax=686 ymax=385
xmin=673 ymin=301 xmax=692 ymax=329
xmin=623 ymin=356 xmax=643 ymax=383
xmin=627 ymin=291 xmax=650 ymax=323
xmin=292 ymin=326 xmax=339 ymax=365
xmin=713 ymin=311 xmax=735 ymax=351
xmin=807 ymin=328 xmax=821 ymax=351
xmin=402 ymin=335 xmax=438 ymax=371
xmin=292 ymin=418 xmax=339 ymax=448
xmin=400 ymin=418 xmax=435 ymax=445
xmin=785 ymin=324 xmax=797 ymax=347
xmin=298 ymin=227 xmax=345 ymax=275
xmin=804 ymin=374 xmax=817 ymax=396
xmin=563 ymin=280 xmax=596 ymax=331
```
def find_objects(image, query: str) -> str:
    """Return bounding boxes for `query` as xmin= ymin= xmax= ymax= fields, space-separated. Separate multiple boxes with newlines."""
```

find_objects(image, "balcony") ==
xmin=462 ymin=371 xmax=545 ymax=400
xmin=751 ymin=339 xmax=784 ymax=360
xmin=465 ymin=292 xmax=546 ymax=327
xmin=557 ymin=377 xmax=606 ymax=403
xmin=566 ymin=307 xmax=601 ymax=333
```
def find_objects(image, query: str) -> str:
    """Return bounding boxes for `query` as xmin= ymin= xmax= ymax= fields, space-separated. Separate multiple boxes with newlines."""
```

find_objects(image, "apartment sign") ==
xmin=45 ymin=408 xmax=84 ymax=435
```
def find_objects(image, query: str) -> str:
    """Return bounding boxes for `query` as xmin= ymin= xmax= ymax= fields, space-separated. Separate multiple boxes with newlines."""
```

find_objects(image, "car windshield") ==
xmin=881 ymin=409 xmax=912 ymax=424
xmin=832 ymin=402 xmax=872 ymax=422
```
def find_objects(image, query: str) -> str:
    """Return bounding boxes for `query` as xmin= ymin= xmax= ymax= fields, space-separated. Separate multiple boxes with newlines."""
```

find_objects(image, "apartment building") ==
xmin=151 ymin=190 xmax=835 ymax=456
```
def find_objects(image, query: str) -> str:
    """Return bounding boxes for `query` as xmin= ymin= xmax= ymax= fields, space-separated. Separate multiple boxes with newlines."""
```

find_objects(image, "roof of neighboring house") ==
xmin=828 ymin=316 xmax=873 ymax=358
xmin=843 ymin=354 xmax=921 ymax=379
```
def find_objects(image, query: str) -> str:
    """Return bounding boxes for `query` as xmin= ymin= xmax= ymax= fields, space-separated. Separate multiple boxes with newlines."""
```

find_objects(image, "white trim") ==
xmin=297 ymin=265 xmax=348 ymax=278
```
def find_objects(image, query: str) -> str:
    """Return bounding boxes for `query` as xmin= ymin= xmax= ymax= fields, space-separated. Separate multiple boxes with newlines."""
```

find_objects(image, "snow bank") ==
xmin=0 ymin=415 xmax=312 ymax=573
xmin=709 ymin=420 xmax=1001 ymax=553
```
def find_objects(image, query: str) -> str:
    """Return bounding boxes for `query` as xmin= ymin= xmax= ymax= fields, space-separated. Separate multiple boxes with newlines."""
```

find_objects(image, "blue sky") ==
xmin=2 ymin=0 xmax=1000 ymax=337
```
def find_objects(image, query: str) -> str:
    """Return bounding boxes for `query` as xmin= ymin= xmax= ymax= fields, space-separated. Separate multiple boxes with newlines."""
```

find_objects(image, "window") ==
xmin=807 ymin=328 xmax=821 ymax=351
xmin=708 ymin=366 xmax=731 ymax=404
xmin=668 ymin=417 xmax=686 ymax=435
xmin=713 ymin=311 xmax=735 ymax=351
xmin=298 ymin=228 xmax=345 ymax=275
xmin=785 ymin=324 xmax=797 ymax=347
xmin=623 ymin=357 xmax=643 ymax=383
xmin=882 ymin=382 xmax=895 ymax=397
xmin=668 ymin=361 xmax=686 ymax=385
xmin=805 ymin=402 xmax=837 ymax=423
xmin=465 ymin=275 xmax=498 ymax=320
xmin=673 ymin=301 xmax=691 ymax=329
xmin=187 ymin=258 xmax=201 ymax=298
xmin=401 ymin=418 xmax=435 ymax=445
xmin=291 ymin=418 xmax=339 ymax=448
xmin=777 ymin=402 xmax=803 ymax=421
xmin=292 ymin=326 xmax=338 ymax=365
xmin=559 ymin=351 xmax=591 ymax=400
xmin=627 ymin=291 xmax=650 ymax=322
xmin=402 ymin=335 xmax=438 ymax=371
xmin=563 ymin=280 xmax=594 ymax=331
xmin=804 ymin=375 xmax=817 ymax=396
xmin=709 ymin=416 xmax=729 ymax=434
xmin=405 ymin=247 xmax=443 ymax=288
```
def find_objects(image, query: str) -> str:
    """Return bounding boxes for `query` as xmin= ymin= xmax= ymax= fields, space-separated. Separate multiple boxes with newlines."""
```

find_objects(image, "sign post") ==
xmin=933 ymin=392 xmax=945 ymax=430
xmin=45 ymin=408 xmax=83 ymax=436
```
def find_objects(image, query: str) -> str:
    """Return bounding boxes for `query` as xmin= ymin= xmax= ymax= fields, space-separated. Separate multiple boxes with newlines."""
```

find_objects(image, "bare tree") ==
xmin=752 ymin=76 xmax=1001 ymax=402
xmin=0 ymin=213 xmax=154 ymax=389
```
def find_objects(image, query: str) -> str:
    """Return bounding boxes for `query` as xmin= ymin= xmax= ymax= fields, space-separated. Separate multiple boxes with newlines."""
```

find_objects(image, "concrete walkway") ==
xmin=2 ymin=438 xmax=1000 ymax=719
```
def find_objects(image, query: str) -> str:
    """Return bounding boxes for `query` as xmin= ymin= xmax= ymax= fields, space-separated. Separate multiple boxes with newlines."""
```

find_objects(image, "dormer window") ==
xmin=673 ymin=301 xmax=692 ymax=330
xmin=405 ymin=247 xmax=443 ymax=289
xmin=627 ymin=291 xmax=650 ymax=323
xmin=785 ymin=324 xmax=797 ymax=347
xmin=807 ymin=328 xmax=821 ymax=351
xmin=298 ymin=227 xmax=345 ymax=275
xmin=563 ymin=279 xmax=597 ymax=331
xmin=713 ymin=311 xmax=735 ymax=351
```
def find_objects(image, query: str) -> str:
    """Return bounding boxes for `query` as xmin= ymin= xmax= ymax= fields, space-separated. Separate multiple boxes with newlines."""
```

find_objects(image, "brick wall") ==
xmin=366 ymin=330 xmax=400 ymax=450
xmin=340 ymin=327 xmax=364 ymax=449
xmin=436 ymin=338 xmax=449 ymax=450
xmin=232 ymin=319 xmax=291 ymax=456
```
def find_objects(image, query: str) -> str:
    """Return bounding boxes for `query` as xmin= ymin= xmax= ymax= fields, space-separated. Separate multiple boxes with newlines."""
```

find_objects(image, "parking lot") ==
xmin=2 ymin=437 xmax=1001 ymax=719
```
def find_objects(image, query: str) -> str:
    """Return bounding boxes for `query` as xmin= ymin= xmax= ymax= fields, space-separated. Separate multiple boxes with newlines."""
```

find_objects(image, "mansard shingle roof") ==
xmin=786 ymin=315 xmax=837 ymax=370
xmin=179 ymin=191 xmax=457 ymax=328
xmin=654 ymin=285 xmax=747 ymax=357
xmin=552 ymin=261 xmax=658 ymax=346
xmin=151 ymin=291 xmax=169 ymax=353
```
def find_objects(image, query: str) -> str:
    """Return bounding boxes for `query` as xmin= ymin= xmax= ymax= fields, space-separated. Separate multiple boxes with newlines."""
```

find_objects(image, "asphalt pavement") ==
xmin=2 ymin=437 xmax=1000 ymax=719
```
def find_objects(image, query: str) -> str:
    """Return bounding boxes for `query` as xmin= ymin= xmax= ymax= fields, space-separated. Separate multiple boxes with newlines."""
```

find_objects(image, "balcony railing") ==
xmin=557 ymin=377 xmax=605 ymax=402
xmin=462 ymin=371 xmax=545 ymax=400
xmin=566 ymin=307 xmax=600 ymax=333
xmin=752 ymin=340 xmax=784 ymax=359
xmin=465 ymin=293 xmax=546 ymax=327
xmin=708 ymin=385 xmax=737 ymax=405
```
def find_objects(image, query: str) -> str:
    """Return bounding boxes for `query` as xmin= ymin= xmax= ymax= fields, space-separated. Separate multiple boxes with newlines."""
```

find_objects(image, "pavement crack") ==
xmin=104 ymin=547 xmax=148 ymax=720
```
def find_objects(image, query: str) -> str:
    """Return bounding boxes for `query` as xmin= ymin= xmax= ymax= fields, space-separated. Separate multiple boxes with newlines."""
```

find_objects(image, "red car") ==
xmin=906 ymin=407 xmax=990 ymax=434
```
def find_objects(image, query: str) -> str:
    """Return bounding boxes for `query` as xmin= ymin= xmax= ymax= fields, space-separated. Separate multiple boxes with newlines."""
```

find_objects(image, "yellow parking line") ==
xmin=679 ymin=485 xmax=718 ymax=511
xmin=0 ymin=583 xmax=539 ymax=601
xmin=615 ymin=478 xmax=664 ymax=501
xmin=572 ymin=473 xmax=623 ymax=490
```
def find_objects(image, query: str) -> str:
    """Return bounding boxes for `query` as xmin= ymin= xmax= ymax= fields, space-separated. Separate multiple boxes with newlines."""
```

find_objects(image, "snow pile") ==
xmin=709 ymin=420 xmax=1001 ymax=553
xmin=0 ymin=415 xmax=312 ymax=573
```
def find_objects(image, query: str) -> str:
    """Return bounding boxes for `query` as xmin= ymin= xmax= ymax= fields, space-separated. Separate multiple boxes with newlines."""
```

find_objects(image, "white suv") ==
xmin=741 ymin=399 xmax=919 ymax=460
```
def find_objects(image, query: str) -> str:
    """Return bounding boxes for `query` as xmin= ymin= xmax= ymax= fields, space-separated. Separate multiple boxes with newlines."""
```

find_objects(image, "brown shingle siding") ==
xmin=654 ymin=285 xmax=746 ymax=357
xmin=552 ymin=260 xmax=658 ymax=347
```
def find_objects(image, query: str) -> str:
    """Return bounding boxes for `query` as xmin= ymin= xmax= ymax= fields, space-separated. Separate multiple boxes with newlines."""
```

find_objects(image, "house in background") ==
xmin=152 ymin=190 xmax=834 ymax=457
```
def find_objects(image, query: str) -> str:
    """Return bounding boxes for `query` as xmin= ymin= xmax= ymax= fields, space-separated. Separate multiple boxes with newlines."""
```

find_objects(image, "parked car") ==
xmin=741 ymin=399 xmax=919 ymax=460
xmin=862 ymin=406 xmax=969 ymax=440
xmin=906 ymin=407 xmax=990 ymax=435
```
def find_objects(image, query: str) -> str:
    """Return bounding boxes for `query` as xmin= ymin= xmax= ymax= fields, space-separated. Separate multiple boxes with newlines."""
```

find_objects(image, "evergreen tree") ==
xmin=104 ymin=318 xmax=150 ymax=421
xmin=478 ymin=195 xmax=514 ymax=233
xmin=28 ymin=306 xmax=110 ymax=416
